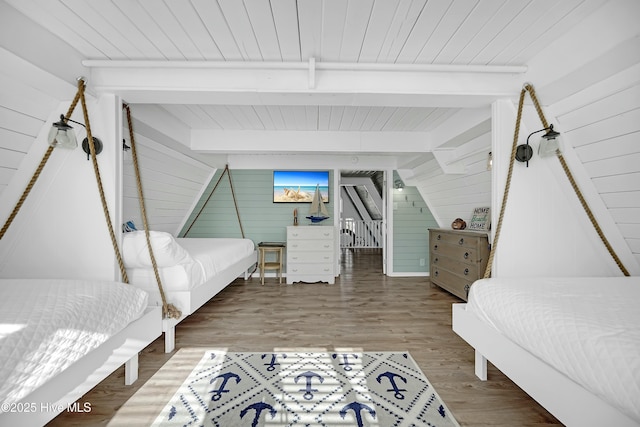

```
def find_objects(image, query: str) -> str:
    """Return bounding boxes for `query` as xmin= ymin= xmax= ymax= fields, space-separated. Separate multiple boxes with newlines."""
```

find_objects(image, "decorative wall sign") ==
xmin=469 ymin=207 xmax=491 ymax=231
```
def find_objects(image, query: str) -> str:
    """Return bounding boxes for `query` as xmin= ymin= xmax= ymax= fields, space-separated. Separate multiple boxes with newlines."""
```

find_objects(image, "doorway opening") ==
xmin=339 ymin=170 xmax=385 ymax=274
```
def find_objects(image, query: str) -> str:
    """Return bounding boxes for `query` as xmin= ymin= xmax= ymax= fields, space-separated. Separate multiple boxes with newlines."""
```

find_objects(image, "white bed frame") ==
xmin=452 ymin=303 xmax=638 ymax=427
xmin=153 ymin=250 xmax=257 ymax=352
xmin=0 ymin=305 xmax=162 ymax=427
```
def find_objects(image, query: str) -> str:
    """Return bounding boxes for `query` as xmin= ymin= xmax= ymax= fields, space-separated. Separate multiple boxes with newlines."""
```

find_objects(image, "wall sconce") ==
xmin=48 ymin=115 xmax=77 ymax=149
xmin=394 ymin=179 xmax=404 ymax=191
xmin=515 ymin=124 xmax=561 ymax=167
xmin=538 ymin=124 xmax=561 ymax=157
xmin=48 ymin=114 xmax=103 ymax=159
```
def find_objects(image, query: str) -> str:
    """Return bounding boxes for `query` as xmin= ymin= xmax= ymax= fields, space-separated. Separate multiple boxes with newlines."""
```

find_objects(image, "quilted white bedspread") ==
xmin=0 ymin=279 xmax=148 ymax=406
xmin=467 ymin=276 xmax=640 ymax=423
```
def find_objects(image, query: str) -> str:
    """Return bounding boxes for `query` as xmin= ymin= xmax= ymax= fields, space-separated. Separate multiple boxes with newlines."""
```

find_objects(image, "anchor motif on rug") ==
xmin=209 ymin=372 xmax=240 ymax=401
xmin=240 ymin=402 xmax=276 ymax=427
xmin=340 ymin=401 xmax=376 ymax=427
xmin=376 ymin=371 xmax=408 ymax=399
xmin=332 ymin=353 xmax=358 ymax=371
xmin=261 ymin=353 xmax=286 ymax=371
xmin=295 ymin=370 xmax=324 ymax=400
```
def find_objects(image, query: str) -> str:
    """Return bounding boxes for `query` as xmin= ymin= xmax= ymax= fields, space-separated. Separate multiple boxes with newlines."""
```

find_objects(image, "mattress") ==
xmin=0 ymin=279 xmax=148 ymax=406
xmin=127 ymin=238 xmax=255 ymax=292
xmin=466 ymin=276 xmax=640 ymax=423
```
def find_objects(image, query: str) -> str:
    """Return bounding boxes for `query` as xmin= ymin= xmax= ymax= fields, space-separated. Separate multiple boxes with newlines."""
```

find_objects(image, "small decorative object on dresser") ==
xmin=451 ymin=218 xmax=466 ymax=230
xmin=429 ymin=228 xmax=489 ymax=301
xmin=286 ymin=226 xmax=336 ymax=284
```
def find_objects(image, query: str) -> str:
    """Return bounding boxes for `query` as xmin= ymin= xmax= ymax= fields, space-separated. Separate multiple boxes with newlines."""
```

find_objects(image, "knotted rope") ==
xmin=124 ymin=104 xmax=182 ymax=319
xmin=484 ymin=83 xmax=629 ymax=278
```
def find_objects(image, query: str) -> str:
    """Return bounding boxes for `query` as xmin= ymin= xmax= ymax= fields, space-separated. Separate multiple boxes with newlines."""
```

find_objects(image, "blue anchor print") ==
xmin=294 ymin=370 xmax=324 ymax=400
xmin=376 ymin=371 xmax=408 ymax=399
xmin=261 ymin=353 xmax=286 ymax=371
xmin=209 ymin=372 xmax=240 ymax=401
xmin=332 ymin=353 xmax=358 ymax=371
xmin=240 ymin=402 xmax=276 ymax=427
xmin=438 ymin=404 xmax=446 ymax=418
xmin=339 ymin=401 xmax=376 ymax=427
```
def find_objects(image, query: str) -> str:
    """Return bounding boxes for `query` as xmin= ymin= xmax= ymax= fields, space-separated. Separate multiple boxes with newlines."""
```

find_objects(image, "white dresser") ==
xmin=286 ymin=226 xmax=336 ymax=284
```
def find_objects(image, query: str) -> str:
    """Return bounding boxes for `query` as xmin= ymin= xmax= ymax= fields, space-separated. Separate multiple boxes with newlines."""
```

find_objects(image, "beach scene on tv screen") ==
xmin=273 ymin=170 xmax=329 ymax=203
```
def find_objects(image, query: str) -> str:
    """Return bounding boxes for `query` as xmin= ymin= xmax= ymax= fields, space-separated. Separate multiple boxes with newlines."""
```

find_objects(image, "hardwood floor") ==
xmin=50 ymin=249 xmax=561 ymax=426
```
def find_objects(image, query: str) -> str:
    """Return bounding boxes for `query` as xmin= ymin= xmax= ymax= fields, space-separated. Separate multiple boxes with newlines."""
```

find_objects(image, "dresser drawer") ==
xmin=288 ymin=239 xmax=334 ymax=252
xmin=430 ymin=231 xmax=479 ymax=249
xmin=288 ymin=252 xmax=333 ymax=264
xmin=431 ymin=243 xmax=484 ymax=265
xmin=430 ymin=266 xmax=473 ymax=300
xmin=431 ymin=256 xmax=480 ymax=278
xmin=288 ymin=263 xmax=334 ymax=275
xmin=287 ymin=227 xmax=334 ymax=240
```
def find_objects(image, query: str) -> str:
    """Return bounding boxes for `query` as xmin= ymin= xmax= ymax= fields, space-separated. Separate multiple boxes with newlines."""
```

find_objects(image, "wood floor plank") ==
xmin=49 ymin=250 xmax=561 ymax=426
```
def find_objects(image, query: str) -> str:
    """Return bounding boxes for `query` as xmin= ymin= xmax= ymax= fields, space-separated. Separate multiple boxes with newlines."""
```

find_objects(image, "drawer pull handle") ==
xmin=464 ymin=268 xmax=469 ymax=276
xmin=433 ymin=257 xmax=439 ymax=263
xmin=437 ymin=234 xmax=441 ymax=240
xmin=465 ymin=284 xmax=471 ymax=298
xmin=459 ymin=238 xmax=464 ymax=245
xmin=464 ymin=252 xmax=469 ymax=259
xmin=434 ymin=245 xmax=438 ymax=251
xmin=434 ymin=271 xmax=439 ymax=277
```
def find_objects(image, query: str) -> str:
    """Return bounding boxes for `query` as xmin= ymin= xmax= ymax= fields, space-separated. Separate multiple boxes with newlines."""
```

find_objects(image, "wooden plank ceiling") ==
xmin=7 ymin=0 xmax=603 ymax=133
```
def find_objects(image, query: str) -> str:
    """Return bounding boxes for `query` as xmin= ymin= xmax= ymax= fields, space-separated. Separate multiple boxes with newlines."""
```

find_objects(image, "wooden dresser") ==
xmin=286 ymin=226 xmax=336 ymax=284
xmin=428 ymin=228 xmax=490 ymax=301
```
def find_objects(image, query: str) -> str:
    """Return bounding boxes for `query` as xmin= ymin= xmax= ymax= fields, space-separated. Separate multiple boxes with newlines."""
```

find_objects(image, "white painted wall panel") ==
xmin=122 ymin=135 xmax=213 ymax=235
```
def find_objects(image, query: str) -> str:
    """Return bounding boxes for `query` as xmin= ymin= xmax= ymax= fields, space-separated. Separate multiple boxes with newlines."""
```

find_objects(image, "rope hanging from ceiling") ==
xmin=0 ymin=79 xmax=130 ymax=284
xmin=124 ymin=104 xmax=181 ymax=319
xmin=182 ymin=164 xmax=245 ymax=238
xmin=484 ymin=83 xmax=629 ymax=278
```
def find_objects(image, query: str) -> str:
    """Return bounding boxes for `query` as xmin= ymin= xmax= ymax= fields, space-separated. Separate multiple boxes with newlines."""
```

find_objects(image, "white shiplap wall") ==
xmin=0 ymin=49 xmax=67 ymax=199
xmin=122 ymin=132 xmax=215 ymax=235
xmin=554 ymin=74 xmax=640 ymax=269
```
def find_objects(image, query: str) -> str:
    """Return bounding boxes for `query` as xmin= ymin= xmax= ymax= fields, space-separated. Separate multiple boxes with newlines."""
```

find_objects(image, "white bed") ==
xmin=123 ymin=232 xmax=257 ymax=352
xmin=452 ymin=276 xmax=640 ymax=427
xmin=0 ymin=278 xmax=161 ymax=427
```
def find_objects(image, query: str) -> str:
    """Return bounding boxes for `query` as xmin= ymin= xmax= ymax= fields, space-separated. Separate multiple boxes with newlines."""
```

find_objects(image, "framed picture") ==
xmin=273 ymin=170 xmax=329 ymax=203
xmin=469 ymin=207 xmax=491 ymax=231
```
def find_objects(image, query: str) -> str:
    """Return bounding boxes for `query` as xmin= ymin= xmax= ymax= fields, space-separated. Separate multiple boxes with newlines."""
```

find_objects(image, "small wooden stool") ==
xmin=258 ymin=243 xmax=285 ymax=285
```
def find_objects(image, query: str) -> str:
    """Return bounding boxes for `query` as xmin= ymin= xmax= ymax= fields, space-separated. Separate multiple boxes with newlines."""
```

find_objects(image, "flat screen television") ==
xmin=273 ymin=170 xmax=329 ymax=203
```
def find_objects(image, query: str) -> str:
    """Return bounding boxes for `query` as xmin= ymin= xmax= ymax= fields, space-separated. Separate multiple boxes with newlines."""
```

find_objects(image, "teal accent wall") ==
xmin=392 ymin=175 xmax=438 ymax=273
xmin=180 ymin=169 xmax=334 ymax=245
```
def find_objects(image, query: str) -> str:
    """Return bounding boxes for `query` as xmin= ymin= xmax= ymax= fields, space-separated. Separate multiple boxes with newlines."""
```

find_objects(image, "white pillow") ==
xmin=122 ymin=231 xmax=193 ymax=268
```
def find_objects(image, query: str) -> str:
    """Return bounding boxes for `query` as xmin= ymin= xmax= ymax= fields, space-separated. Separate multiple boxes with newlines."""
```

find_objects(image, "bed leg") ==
xmin=475 ymin=349 xmax=488 ymax=381
xmin=124 ymin=353 xmax=139 ymax=385
xmin=165 ymin=327 xmax=176 ymax=353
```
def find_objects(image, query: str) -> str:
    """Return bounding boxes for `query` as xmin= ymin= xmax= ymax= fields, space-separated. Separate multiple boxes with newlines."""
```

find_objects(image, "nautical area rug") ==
xmin=136 ymin=349 xmax=459 ymax=427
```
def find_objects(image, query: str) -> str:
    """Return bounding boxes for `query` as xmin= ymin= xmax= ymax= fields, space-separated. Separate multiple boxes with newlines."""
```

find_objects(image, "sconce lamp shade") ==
xmin=538 ymin=124 xmax=561 ymax=157
xmin=48 ymin=115 xmax=77 ymax=149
